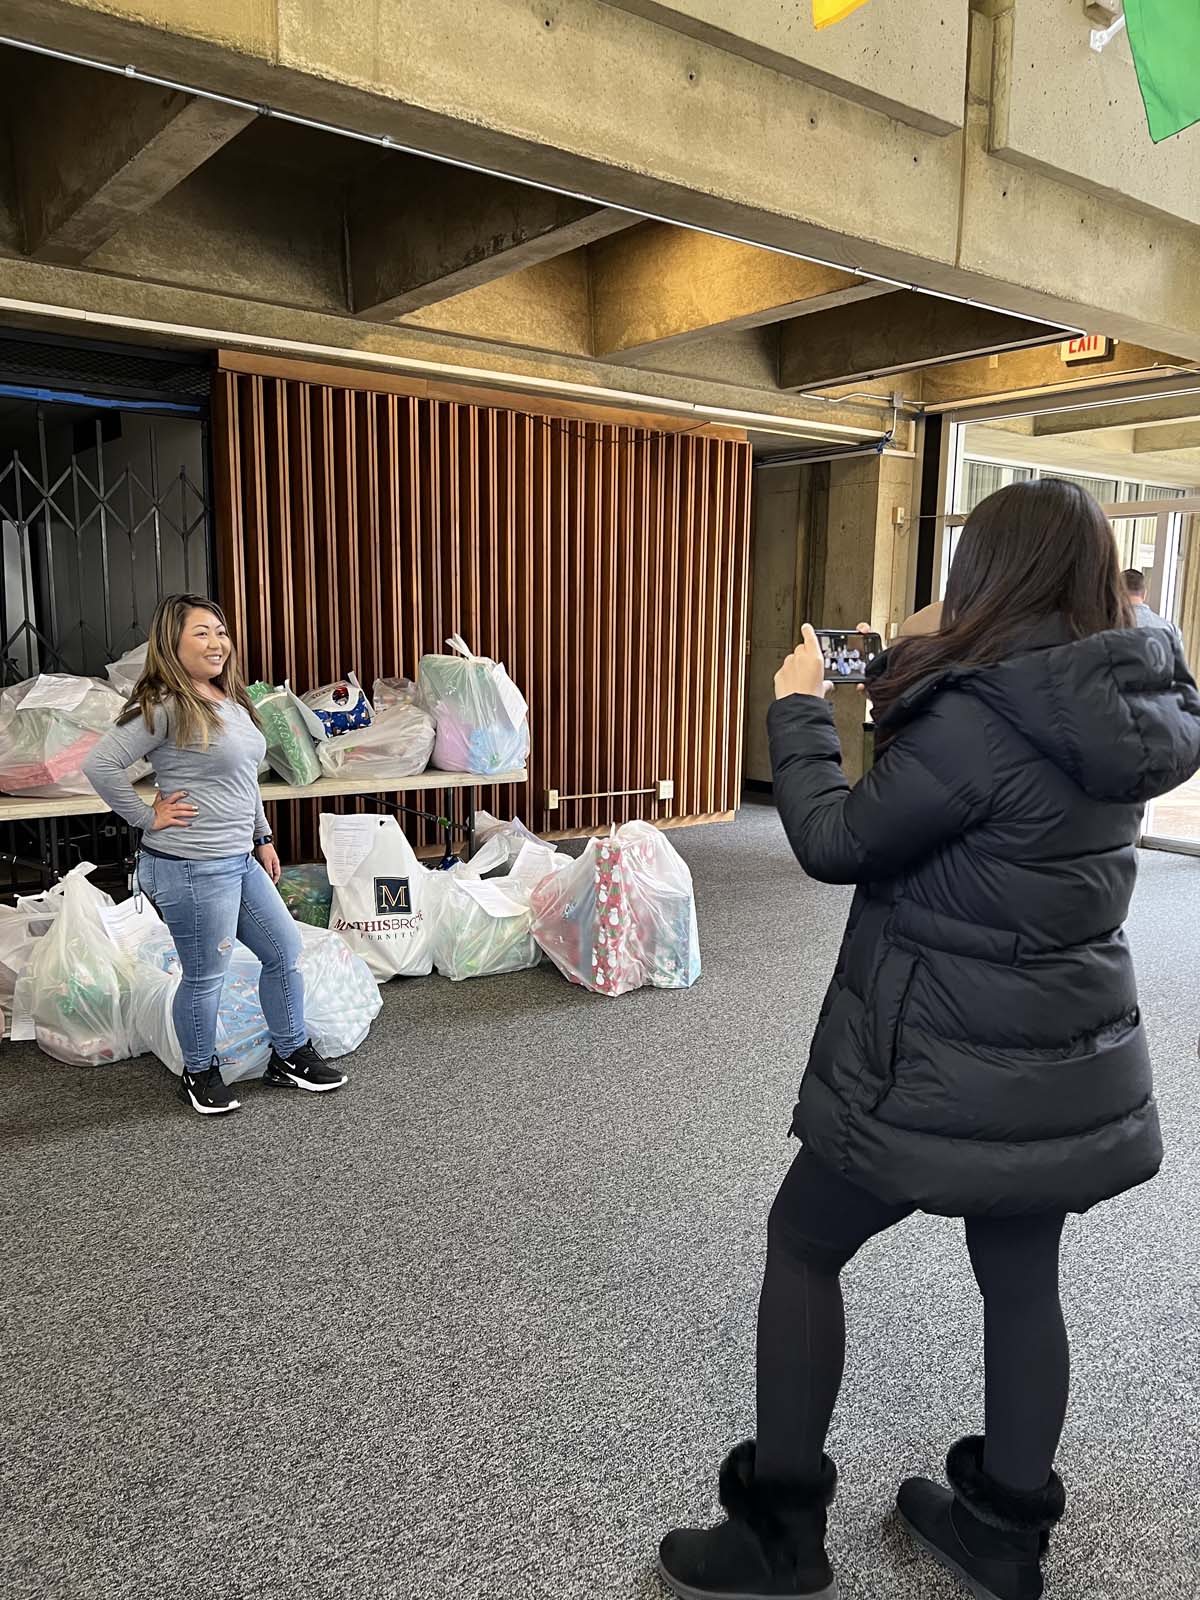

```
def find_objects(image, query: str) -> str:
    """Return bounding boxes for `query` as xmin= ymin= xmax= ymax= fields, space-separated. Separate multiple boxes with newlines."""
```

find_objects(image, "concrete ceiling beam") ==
xmin=779 ymin=293 xmax=1057 ymax=391
xmin=1032 ymin=394 xmax=1200 ymax=437
xmin=9 ymin=54 xmax=254 ymax=263
xmin=1131 ymin=423 xmax=1200 ymax=455
xmin=588 ymin=225 xmax=895 ymax=362
xmin=350 ymin=164 xmax=634 ymax=320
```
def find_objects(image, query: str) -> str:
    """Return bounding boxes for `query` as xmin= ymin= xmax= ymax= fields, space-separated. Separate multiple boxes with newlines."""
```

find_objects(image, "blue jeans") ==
xmin=137 ymin=851 xmax=306 ymax=1074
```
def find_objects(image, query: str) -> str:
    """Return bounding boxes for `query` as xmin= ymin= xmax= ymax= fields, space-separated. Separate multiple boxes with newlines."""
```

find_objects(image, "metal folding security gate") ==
xmin=0 ymin=336 xmax=214 ymax=889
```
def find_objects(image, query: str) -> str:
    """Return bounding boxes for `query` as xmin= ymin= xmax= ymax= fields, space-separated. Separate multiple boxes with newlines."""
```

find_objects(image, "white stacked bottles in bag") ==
xmin=319 ymin=813 xmax=435 ymax=980
xmin=417 ymin=635 xmax=529 ymax=775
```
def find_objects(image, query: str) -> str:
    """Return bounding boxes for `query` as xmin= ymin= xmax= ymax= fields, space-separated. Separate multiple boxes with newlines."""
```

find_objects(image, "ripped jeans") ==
xmin=137 ymin=850 xmax=306 ymax=1074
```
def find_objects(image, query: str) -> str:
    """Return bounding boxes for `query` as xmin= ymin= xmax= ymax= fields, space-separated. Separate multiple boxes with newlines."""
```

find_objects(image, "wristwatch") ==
xmin=254 ymin=832 xmax=273 ymax=848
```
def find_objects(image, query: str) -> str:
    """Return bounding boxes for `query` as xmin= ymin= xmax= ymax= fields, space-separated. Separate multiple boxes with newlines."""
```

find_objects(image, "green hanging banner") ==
xmin=1125 ymin=0 xmax=1200 ymax=143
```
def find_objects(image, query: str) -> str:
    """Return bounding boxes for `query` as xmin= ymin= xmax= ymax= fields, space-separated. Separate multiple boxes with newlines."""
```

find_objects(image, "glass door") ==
xmin=1133 ymin=502 xmax=1200 ymax=851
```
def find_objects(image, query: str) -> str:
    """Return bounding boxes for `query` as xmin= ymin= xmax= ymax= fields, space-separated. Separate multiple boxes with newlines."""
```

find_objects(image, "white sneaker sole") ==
xmin=265 ymin=1069 xmax=347 ymax=1093
xmin=655 ymin=1558 xmax=838 ymax=1600
xmin=183 ymin=1088 xmax=241 ymax=1115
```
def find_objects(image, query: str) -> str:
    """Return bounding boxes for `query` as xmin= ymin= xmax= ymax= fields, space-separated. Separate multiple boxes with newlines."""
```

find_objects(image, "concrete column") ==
xmin=819 ymin=452 xmax=916 ymax=781
xmin=744 ymin=463 xmax=812 ymax=784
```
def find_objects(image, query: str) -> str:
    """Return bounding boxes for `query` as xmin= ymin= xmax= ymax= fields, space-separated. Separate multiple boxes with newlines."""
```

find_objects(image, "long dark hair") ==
xmin=871 ymin=479 xmax=1132 ymax=729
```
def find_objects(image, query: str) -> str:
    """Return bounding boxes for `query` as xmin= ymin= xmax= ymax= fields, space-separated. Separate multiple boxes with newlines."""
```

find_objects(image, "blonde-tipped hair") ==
xmin=117 ymin=593 xmax=259 ymax=749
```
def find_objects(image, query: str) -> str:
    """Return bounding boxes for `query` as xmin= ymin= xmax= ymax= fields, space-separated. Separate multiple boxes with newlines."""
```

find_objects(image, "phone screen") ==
xmin=814 ymin=629 xmax=884 ymax=685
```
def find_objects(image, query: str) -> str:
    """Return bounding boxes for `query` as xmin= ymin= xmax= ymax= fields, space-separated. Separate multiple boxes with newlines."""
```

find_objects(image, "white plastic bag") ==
xmin=472 ymin=809 xmax=543 ymax=862
xmin=0 ymin=903 xmax=50 ymax=1038
xmin=0 ymin=675 xmax=149 ymax=798
xmin=105 ymin=642 xmax=148 ymax=700
xmin=372 ymin=676 xmax=420 ymax=713
xmin=295 ymin=923 xmax=382 ymax=1056
xmin=129 ymin=927 xmax=272 ymax=1081
xmin=530 ymin=822 xmax=701 ymax=997
xmin=128 ymin=922 xmax=380 ymax=1079
xmin=425 ymin=836 xmax=563 ymax=981
xmin=417 ymin=635 xmax=530 ymax=775
xmin=14 ymin=863 xmax=137 ymax=1064
xmin=318 ymin=699 xmax=435 ymax=782
xmin=320 ymin=813 xmax=434 ymax=980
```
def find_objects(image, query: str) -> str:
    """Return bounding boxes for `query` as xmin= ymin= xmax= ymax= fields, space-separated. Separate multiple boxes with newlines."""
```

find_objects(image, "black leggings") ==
xmin=755 ymin=1149 xmax=1069 ymax=1493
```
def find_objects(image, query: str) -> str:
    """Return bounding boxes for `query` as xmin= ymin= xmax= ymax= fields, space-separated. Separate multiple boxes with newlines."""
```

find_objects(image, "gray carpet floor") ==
xmin=3 ymin=804 xmax=1198 ymax=1600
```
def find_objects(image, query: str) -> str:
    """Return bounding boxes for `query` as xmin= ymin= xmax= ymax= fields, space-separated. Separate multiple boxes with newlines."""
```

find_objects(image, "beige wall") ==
xmin=603 ymin=0 xmax=968 ymax=133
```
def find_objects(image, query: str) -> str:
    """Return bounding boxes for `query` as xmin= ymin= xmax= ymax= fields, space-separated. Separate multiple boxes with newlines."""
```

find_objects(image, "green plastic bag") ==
xmin=277 ymin=863 xmax=332 ymax=928
xmin=247 ymin=682 xmax=321 ymax=787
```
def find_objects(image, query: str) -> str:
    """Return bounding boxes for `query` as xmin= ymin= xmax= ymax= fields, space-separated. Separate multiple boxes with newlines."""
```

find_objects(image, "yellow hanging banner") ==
xmin=813 ymin=0 xmax=871 ymax=28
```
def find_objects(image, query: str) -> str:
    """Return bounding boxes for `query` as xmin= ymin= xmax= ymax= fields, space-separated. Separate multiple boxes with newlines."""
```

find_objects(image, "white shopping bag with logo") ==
xmin=319 ymin=813 xmax=433 ymax=981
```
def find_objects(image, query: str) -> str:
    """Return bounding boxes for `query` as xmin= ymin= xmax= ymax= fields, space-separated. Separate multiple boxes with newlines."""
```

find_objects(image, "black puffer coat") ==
xmin=767 ymin=621 xmax=1200 ymax=1216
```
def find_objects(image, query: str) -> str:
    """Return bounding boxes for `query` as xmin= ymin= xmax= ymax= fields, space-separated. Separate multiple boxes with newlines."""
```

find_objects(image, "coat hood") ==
xmin=876 ymin=623 xmax=1200 ymax=804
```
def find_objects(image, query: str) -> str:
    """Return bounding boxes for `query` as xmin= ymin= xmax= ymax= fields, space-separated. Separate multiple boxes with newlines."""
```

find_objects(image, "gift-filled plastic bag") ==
xmin=425 ymin=836 xmax=564 ymax=981
xmin=0 ymin=675 xmax=149 ymax=798
xmin=105 ymin=642 xmax=149 ymax=700
xmin=14 ymin=863 xmax=138 ymax=1064
xmin=530 ymin=823 xmax=701 ymax=996
xmin=417 ymin=635 xmax=529 ymax=775
xmin=294 ymin=673 xmax=372 ymax=741
xmin=128 ymin=921 xmax=379 ymax=1078
xmin=295 ymin=923 xmax=382 ymax=1056
xmin=277 ymin=862 xmax=332 ymax=928
xmin=320 ymin=813 xmax=433 ymax=980
xmin=0 ymin=903 xmax=52 ymax=1038
xmin=471 ymin=809 xmax=543 ymax=864
xmin=318 ymin=697 xmax=435 ymax=782
xmin=246 ymin=682 xmax=322 ymax=786
xmin=129 ymin=927 xmax=272 ymax=1081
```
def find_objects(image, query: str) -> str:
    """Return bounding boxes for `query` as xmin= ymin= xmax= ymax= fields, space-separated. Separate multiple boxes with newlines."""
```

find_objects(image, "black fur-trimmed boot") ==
xmin=896 ymin=1435 xmax=1065 ymax=1600
xmin=657 ymin=1441 xmax=838 ymax=1599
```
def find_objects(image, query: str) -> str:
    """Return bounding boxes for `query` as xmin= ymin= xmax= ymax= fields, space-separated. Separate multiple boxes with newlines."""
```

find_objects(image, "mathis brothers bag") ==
xmin=319 ymin=813 xmax=434 ymax=980
xmin=417 ymin=635 xmax=530 ymax=775
xmin=530 ymin=822 xmax=702 ymax=997
xmin=424 ymin=836 xmax=566 ymax=981
xmin=0 ymin=675 xmax=150 ymax=798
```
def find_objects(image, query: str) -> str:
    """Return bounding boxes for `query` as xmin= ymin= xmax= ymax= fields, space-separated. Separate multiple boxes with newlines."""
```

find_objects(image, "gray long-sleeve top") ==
xmin=82 ymin=699 xmax=269 ymax=860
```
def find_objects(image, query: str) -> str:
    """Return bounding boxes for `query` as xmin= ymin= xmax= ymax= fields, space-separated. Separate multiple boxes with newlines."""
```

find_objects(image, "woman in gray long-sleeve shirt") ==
xmin=84 ymin=593 xmax=348 ymax=1115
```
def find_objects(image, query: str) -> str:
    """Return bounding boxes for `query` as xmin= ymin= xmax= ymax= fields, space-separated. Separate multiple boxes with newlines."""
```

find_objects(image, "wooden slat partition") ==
xmin=213 ymin=365 xmax=752 ymax=860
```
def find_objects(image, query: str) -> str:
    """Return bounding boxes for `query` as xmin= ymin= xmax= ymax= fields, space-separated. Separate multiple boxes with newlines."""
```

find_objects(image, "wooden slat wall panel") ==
xmin=213 ymin=370 xmax=752 ymax=860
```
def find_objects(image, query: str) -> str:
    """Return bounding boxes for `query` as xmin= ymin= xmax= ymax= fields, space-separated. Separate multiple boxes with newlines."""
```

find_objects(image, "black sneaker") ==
xmin=178 ymin=1063 xmax=241 ymax=1116
xmin=264 ymin=1041 xmax=347 ymax=1093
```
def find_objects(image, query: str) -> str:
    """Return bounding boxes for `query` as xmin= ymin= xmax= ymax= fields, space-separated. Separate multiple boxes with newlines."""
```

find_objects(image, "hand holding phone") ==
xmin=813 ymin=627 xmax=883 ymax=685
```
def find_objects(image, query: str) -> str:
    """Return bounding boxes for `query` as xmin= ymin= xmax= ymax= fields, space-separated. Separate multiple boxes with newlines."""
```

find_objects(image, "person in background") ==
xmin=83 ymin=594 xmax=347 ymax=1116
xmin=657 ymin=481 xmax=1200 ymax=1600
xmin=1123 ymin=568 xmax=1183 ymax=643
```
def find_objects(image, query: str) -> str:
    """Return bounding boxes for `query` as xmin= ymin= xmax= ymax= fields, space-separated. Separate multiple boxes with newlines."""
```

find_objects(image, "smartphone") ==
xmin=813 ymin=629 xmax=884 ymax=685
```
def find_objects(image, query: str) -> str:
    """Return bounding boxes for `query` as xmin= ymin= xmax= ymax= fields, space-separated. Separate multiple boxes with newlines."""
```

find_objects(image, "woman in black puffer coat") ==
xmin=659 ymin=481 xmax=1200 ymax=1600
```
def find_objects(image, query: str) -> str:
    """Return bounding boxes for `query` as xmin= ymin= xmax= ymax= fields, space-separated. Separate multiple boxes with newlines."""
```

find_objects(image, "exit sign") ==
xmin=1060 ymin=335 xmax=1113 ymax=364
